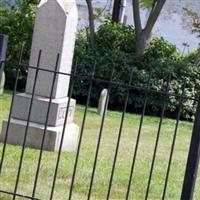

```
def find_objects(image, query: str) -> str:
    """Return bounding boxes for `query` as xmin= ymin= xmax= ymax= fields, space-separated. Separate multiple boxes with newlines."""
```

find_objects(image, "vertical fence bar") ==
xmin=87 ymin=65 xmax=115 ymax=200
xmin=13 ymin=50 xmax=42 ymax=200
xmin=125 ymin=73 xmax=151 ymax=200
xmin=106 ymin=69 xmax=134 ymax=200
xmin=49 ymin=61 xmax=78 ymax=200
xmin=68 ymin=62 xmax=96 ymax=200
xmin=162 ymin=80 xmax=186 ymax=200
xmin=31 ymin=54 xmax=60 ymax=198
xmin=181 ymin=98 xmax=200 ymax=200
xmin=0 ymin=47 xmax=23 ymax=174
xmin=145 ymin=75 xmax=171 ymax=200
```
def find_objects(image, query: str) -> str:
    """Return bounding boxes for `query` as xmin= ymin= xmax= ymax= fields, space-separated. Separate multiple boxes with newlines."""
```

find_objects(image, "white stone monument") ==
xmin=0 ymin=0 xmax=79 ymax=152
xmin=98 ymin=89 xmax=108 ymax=116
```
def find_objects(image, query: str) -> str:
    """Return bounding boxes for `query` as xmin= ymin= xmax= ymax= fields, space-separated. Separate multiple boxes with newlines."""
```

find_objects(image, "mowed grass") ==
xmin=0 ymin=91 xmax=199 ymax=200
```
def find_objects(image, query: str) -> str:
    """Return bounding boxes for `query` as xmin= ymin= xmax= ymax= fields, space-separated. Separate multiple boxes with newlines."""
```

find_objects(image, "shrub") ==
xmin=0 ymin=0 xmax=37 ymax=89
xmin=73 ymin=21 xmax=200 ymax=120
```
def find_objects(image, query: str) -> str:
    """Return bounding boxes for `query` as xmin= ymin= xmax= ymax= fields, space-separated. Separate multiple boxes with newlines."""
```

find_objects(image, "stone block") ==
xmin=11 ymin=93 xmax=75 ymax=126
xmin=0 ymin=119 xmax=79 ymax=152
xmin=0 ymin=71 xmax=5 ymax=95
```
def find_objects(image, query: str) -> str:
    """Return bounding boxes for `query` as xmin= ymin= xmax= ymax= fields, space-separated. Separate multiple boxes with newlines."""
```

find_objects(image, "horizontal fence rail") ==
xmin=0 ymin=50 xmax=199 ymax=200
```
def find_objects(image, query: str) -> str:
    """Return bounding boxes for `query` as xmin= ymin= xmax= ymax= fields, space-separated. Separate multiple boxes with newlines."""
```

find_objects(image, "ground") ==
xmin=0 ymin=91 xmax=199 ymax=200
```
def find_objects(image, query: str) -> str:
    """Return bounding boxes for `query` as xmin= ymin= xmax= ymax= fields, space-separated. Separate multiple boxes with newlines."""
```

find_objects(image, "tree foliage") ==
xmin=184 ymin=8 xmax=200 ymax=37
xmin=0 ymin=0 xmax=38 ymax=88
xmin=184 ymin=8 xmax=200 ymax=65
xmin=74 ymin=21 xmax=199 ymax=120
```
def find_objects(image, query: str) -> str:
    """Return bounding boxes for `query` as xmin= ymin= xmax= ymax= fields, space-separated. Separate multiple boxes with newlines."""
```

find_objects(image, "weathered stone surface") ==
xmin=25 ymin=0 xmax=78 ymax=98
xmin=11 ymin=93 xmax=76 ymax=126
xmin=0 ymin=119 xmax=79 ymax=152
xmin=98 ymin=89 xmax=108 ymax=116
xmin=0 ymin=71 xmax=5 ymax=95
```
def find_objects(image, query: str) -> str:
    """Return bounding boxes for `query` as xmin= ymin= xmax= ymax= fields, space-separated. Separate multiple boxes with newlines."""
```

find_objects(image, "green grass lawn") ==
xmin=0 ymin=91 xmax=199 ymax=200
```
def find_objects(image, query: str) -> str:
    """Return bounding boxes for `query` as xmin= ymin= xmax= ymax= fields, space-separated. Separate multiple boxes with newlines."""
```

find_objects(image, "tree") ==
xmin=196 ymin=49 xmax=200 ymax=66
xmin=190 ymin=11 xmax=200 ymax=65
xmin=112 ymin=0 xmax=121 ymax=22
xmin=132 ymin=0 xmax=166 ymax=55
xmin=184 ymin=8 xmax=200 ymax=65
xmin=86 ymin=0 xmax=96 ymax=49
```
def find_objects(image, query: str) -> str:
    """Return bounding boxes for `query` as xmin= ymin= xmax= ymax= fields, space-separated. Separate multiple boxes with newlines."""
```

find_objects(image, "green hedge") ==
xmin=0 ymin=0 xmax=37 ymax=89
xmin=73 ymin=21 xmax=200 ymax=120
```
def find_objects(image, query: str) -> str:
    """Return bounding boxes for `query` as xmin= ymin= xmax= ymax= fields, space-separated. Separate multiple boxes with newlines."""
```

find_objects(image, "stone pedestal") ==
xmin=1 ymin=119 xmax=79 ymax=152
xmin=11 ymin=93 xmax=76 ymax=126
xmin=0 ymin=0 xmax=79 ymax=152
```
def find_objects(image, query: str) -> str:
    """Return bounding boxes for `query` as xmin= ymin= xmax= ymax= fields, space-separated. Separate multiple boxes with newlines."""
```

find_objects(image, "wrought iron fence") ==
xmin=0 ymin=49 xmax=199 ymax=200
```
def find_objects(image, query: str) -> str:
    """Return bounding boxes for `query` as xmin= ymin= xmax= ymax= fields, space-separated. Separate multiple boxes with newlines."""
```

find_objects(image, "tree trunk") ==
xmin=86 ymin=0 xmax=96 ymax=49
xmin=135 ymin=31 xmax=151 ymax=55
xmin=112 ymin=0 xmax=121 ymax=22
xmin=132 ymin=0 xmax=166 ymax=55
xmin=195 ymin=48 xmax=200 ymax=65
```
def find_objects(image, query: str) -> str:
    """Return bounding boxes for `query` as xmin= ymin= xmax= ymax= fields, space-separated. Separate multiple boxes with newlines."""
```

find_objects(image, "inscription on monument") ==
xmin=57 ymin=106 xmax=74 ymax=121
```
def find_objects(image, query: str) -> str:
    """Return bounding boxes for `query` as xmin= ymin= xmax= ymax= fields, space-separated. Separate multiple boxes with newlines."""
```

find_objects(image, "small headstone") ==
xmin=0 ymin=34 xmax=8 ymax=95
xmin=0 ymin=72 xmax=5 ymax=95
xmin=98 ymin=89 xmax=108 ymax=116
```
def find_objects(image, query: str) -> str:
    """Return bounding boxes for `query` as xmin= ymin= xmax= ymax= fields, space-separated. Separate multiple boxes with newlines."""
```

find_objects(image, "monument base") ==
xmin=12 ymin=93 xmax=76 ymax=126
xmin=0 ymin=119 xmax=79 ymax=152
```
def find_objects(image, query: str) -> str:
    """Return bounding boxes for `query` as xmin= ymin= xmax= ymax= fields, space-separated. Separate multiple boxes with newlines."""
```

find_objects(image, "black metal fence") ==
xmin=0 ymin=49 xmax=200 ymax=200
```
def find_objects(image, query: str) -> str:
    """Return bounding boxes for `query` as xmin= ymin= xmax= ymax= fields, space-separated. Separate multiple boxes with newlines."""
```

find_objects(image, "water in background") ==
xmin=76 ymin=0 xmax=200 ymax=53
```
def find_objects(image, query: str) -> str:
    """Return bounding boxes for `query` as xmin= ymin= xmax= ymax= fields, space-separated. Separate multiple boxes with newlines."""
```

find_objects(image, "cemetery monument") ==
xmin=0 ymin=0 xmax=79 ymax=151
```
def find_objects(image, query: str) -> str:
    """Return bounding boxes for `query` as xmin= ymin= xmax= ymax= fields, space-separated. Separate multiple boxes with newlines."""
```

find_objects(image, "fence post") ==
xmin=181 ymin=99 xmax=200 ymax=200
